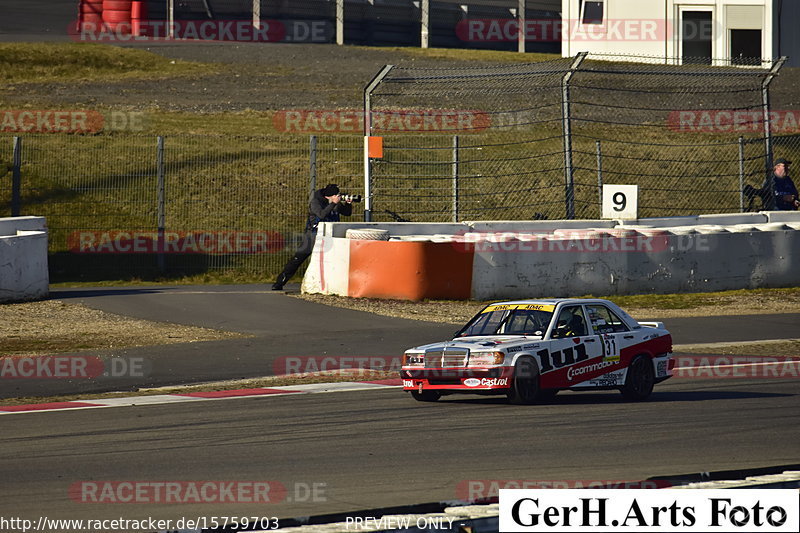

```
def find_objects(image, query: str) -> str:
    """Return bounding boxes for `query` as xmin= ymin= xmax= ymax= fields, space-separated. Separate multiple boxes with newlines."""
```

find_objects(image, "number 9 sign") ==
xmin=602 ymin=184 xmax=638 ymax=220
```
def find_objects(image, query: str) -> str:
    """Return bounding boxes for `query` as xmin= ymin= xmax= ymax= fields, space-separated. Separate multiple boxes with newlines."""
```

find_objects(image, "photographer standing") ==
xmin=272 ymin=183 xmax=353 ymax=290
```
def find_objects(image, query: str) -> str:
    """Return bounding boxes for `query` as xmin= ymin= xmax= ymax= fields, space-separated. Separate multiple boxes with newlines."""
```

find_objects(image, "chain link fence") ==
xmin=1 ymin=134 xmax=362 ymax=280
xmin=3 ymin=53 xmax=799 ymax=280
xmin=366 ymin=53 xmax=795 ymax=222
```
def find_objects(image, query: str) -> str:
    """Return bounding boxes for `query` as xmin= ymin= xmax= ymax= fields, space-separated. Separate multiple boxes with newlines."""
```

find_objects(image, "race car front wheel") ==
xmin=411 ymin=390 xmax=441 ymax=402
xmin=508 ymin=357 xmax=541 ymax=405
xmin=620 ymin=355 xmax=655 ymax=401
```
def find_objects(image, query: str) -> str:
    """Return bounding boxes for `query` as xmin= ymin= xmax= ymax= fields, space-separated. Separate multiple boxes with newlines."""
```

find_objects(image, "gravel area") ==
xmin=0 ymin=299 xmax=243 ymax=357
xmin=294 ymin=292 xmax=800 ymax=325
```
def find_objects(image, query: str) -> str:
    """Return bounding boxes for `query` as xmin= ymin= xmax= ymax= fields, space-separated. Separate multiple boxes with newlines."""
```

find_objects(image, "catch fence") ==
xmin=0 ymin=134 xmax=363 ymax=280
xmin=365 ymin=53 xmax=799 ymax=222
xmin=3 ymin=53 xmax=799 ymax=280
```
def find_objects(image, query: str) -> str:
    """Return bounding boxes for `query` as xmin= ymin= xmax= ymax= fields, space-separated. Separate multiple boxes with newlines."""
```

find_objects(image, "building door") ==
xmin=681 ymin=11 xmax=713 ymax=64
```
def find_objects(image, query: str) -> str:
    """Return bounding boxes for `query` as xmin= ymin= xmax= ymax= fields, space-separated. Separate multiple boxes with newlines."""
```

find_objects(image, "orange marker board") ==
xmin=367 ymin=136 xmax=383 ymax=159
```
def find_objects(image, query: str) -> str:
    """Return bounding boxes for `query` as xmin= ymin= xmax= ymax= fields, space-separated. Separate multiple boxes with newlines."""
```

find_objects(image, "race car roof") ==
xmin=488 ymin=298 xmax=613 ymax=307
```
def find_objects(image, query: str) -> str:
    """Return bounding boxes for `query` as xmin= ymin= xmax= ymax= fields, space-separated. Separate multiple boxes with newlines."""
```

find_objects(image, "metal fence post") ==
xmin=11 ymin=136 xmax=22 ymax=217
xmin=336 ymin=0 xmax=344 ymax=45
xmin=309 ymin=135 xmax=318 ymax=200
xmin=738 ymin=136 xmax=745 ymax=212
xmin=363 ymin=64 xmax=394 ymax=222
xmin=561 ymin=52 xmax=587 ymax=220
xmin=420 ymin=0 xmax=429 ymax=48
xmin=596 ymin=140 xmax=603 ymax=213
xmin=452 ymin=135 xmax=459 ymax=222
xmin=156 ymin=136 xmax=166 ymax=273
xmin=517 ymin=0 xmax=525 ymax=53
xmin=761 ymin=57 xmax=786 ymax=209
xmin=252 ymin=0 xmax=260 ymax=28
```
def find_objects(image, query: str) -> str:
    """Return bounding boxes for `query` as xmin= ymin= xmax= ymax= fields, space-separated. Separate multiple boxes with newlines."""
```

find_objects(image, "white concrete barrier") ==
xmin=303 ymin=211 xmax=800 ymax=300
xmin=0 ymin=216 xmax=49 ymax=303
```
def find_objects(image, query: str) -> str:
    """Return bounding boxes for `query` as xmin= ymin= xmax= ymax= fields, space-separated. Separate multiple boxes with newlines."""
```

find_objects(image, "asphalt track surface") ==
xmin=1 ymin=287 xmax=799 ymax=526
xmin=4 ymin=284 xmax=799 ymax=399
xmin=1 ymin=376 xmax=798 ymax=526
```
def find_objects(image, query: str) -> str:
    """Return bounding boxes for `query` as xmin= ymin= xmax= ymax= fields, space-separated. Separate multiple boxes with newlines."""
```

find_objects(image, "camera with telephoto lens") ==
xmin=340 ymin=193 xmax=362 ymax=203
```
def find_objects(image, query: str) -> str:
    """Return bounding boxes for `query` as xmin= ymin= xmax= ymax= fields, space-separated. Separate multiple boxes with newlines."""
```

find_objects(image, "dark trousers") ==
xmin=274 ymin=230 xmax=316 ymax=287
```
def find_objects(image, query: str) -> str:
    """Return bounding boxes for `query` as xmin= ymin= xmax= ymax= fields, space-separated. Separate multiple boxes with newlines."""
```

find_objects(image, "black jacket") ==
xmin=305 ymin=189 xmax=352 ymax=231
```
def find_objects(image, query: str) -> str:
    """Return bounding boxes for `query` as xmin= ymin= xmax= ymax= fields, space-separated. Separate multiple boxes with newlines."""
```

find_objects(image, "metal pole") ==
xmin=452 ymin=135 xmax=459 ymax=222
xmin=517 ymin=0 xmax=525 ymax=53
xmin=156 ymin=136 xmax=166 ymax=273
xmin=253 ymin=0 xmax=260 ymax=29
xmin=761 ymin=56 xmax=786 ymax=209
xmin=309 ymin=135 xmax=318 ymax=200
xmin=420 ymin=0 xmax=429 ymax=49
xmin=739 ymin=136 xmax=745 ymax=212
xmin=562 ymin=52 xmax=588 ymax=219
xmin=11 ymin=137 xmax=21 ymax=217
xmin=596 ymin=140 xmax=603 ymax=211
xmin=363 ymin=64 xmax=394 ymax=222
xmin=168 ymin=0 xmax=174 ymax=39
xmin=336 ymin=0 xmax=344 ymax=45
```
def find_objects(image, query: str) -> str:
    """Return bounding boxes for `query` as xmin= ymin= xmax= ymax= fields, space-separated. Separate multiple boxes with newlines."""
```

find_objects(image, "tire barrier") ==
xmin=78 ymin=0 xmax=104 ymax=31
xmin=102 ymin=0 xmax=132 ymax=33
xmin=345 ymin=228 xmax=390 ymax=241
xmin=131 ymin=0 xmax=147 ymax=36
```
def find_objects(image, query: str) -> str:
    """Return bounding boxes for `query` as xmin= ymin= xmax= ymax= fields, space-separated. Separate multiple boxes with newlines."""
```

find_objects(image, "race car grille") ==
xmin=424 ymin=349 xmax=468 ymax=368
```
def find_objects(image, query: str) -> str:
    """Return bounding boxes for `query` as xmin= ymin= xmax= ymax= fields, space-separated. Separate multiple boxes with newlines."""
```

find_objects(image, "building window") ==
xmin=730 ymin=29 xmax=762 ymax=65
xmin=581 ymin=0 xmax=605 ymax=25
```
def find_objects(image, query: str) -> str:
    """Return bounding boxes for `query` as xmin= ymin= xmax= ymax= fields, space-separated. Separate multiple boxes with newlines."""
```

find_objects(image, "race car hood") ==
xmin=405 ymin=335 xmax=543 ymax=353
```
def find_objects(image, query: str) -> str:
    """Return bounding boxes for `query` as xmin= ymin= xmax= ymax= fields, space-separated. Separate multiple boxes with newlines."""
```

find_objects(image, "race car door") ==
xmin=574 ymin=302 xmax=634 ymax=388
xmin=540 ymin=304 xmax=604 ymax=388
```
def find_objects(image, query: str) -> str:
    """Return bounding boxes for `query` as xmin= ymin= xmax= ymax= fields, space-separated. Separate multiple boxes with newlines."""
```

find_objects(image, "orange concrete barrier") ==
xmin=348 ymin=240 xmax=473 ymax=300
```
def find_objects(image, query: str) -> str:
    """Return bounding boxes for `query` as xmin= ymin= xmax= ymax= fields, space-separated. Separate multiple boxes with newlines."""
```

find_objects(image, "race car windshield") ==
xmin=456 ymin=307 xmax=554 ymax=337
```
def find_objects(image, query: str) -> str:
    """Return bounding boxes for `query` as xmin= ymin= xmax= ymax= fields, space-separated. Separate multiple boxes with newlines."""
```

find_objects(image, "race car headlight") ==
xmin=468 ymin=351 xmax=505 ymax=366
xmin=402 ymin=353 xmax=424 ymax=366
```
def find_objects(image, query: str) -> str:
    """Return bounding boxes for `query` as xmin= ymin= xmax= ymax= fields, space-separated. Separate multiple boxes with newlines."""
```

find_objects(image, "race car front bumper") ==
xmin=401 ymin=366 xmax=514 ymax=391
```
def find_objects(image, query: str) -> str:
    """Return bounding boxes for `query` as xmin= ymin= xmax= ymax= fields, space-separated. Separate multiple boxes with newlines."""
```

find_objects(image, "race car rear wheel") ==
xmin=508 ymin=357 xmax=541 ymax=405
xmin=621 ymin=355 xmax=655 ymax=401
xmin=411 ymin=390 xmax=441 ymax=402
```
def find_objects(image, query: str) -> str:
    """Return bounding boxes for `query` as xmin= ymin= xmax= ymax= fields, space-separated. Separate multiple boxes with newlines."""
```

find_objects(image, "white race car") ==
xmin=401 ymin=298 xmax=673 ymax=404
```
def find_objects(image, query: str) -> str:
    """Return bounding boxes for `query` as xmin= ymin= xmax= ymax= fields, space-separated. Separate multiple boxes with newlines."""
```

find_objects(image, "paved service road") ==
xmin=5 ymin=285 xmax=798 ymax=399
xmin=1 ymin=376 xmax=798 ymax=524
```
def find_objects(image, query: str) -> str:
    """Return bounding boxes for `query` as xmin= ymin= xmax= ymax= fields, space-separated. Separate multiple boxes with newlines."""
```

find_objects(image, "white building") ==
xmin=561 ymin=0 xmax=800 ymax=66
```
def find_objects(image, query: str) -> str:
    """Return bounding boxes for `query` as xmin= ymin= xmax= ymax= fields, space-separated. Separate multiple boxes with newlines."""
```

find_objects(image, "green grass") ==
xmin=0 ymin=43 xmax=218 ymax=84
xmin=2 ymin=44 xmax=797 ymax=281
xmin=603 ymin=287 xmax=800 ymax=310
